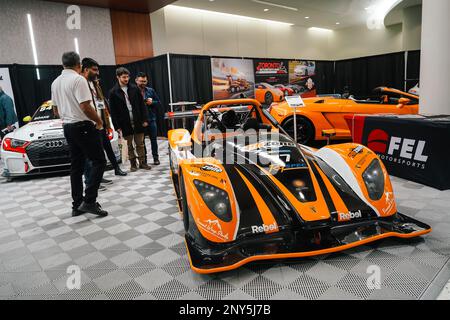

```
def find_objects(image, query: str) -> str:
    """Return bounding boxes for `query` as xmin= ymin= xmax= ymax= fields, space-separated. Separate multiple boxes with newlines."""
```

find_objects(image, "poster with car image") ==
xmin=253 ymin=59 xmax=297 ymax=104
xmin=211 ymin=58 xmax=255 ymax=100
xmin=288 ymin=60 xmax=317 ymax=98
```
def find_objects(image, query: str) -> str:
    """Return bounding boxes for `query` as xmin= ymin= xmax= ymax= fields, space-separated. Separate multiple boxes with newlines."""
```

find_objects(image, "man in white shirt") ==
xmin=51 ymin=52 xmax=108 ymax=217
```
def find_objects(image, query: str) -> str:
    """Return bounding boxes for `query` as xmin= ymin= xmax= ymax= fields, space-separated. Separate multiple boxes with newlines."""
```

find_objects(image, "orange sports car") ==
xmin=255 ymin=83 xmax=284 ymax=105
xmin=270 ymin=87 xmax=419 ymax=144
xmin=166 ymin=98 xmax=430 ymax=274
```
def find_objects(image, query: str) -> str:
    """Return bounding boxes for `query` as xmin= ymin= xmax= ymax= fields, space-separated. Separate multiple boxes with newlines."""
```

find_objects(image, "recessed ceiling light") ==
xmin=264 ymin=8 xmax=269 ymax=12
xmin=309 ymin=27 xmax=333 ymax=33
xmin=336 ymin=22 xmax=340 ymax=25
xmin=305 ymin=16 xmax=310 ymax=19
xmin=251 ymin=0 xmax=298 ymax=12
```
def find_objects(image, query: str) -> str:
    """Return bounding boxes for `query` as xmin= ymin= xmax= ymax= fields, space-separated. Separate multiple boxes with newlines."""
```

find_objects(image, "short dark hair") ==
xmin=116 ymin=67 xmax=130 ymax=77
xmin=136 ymin=72 xmax=148 ymax=79
xmin=82 ymin=57 xmax=99 ymax=72
xmin=62 ymin=52 xmax=81 ymax=68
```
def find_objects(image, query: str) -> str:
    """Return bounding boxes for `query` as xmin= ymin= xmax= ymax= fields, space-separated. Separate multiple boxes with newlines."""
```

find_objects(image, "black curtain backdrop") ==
xmin=3 ymin=64 xmax=117 ymax=126
xmin=2 ymin=56 xmax=169 ymax=136
xmin=119 ymin=55 xmax=170 ymax=137
xmin=315 ymin=61 xmax=335 ymax=94
xmin=406 ymin=50 xmax=420 ymax=90
xmin=334 ymin=52 xmax=405 ymax=97
xmin=170 ymin=54 xmax=213 ymax=105
xmin=168 ymin=54 xmax=213 ymax=132
xmin=3 ymin=51 xmax=421 ymax=135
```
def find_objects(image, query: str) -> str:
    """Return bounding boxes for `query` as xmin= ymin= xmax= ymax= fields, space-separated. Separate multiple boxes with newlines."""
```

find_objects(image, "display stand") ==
xmin=169 ymin=101 xmax=197 ymax=129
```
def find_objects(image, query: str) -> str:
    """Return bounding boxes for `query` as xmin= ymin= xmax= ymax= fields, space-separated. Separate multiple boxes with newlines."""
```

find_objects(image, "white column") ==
xmin=420 ymin=0 xmax=450 ymax=115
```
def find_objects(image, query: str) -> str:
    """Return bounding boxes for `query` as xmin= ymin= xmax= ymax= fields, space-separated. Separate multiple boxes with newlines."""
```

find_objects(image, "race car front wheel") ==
xmin=282 ymin=116 xmax=315 ymax=145
xmin=265 ymin=92 xmax=274 ymax=105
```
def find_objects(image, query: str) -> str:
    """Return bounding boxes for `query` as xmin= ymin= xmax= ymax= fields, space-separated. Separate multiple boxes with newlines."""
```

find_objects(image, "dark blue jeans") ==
xmin=144 ymin=117 xmax=159 ymax=162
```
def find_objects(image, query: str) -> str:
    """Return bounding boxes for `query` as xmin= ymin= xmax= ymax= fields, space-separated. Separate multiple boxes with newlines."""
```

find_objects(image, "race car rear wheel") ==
xmin=282 ymin=116 xmax=315 ymax=145
xmin=179 ymin=170 xmax=190 ymax=232
xmin=264 ymin=92 xmax=274 ymax=105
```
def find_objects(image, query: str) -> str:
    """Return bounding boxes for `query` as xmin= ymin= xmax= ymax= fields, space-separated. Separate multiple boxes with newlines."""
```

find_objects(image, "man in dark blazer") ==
xmin=109 ymin=67 xmax=150 ymax=172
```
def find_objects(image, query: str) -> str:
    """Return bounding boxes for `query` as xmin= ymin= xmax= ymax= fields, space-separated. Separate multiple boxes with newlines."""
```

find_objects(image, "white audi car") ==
xmin=1 ymin=101 xmax=120 ymax=180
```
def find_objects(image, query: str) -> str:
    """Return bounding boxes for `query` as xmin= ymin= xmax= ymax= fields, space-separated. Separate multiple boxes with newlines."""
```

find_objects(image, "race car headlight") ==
xmin=2 ymin=138 xmax=31 ymax=154
xmin=363 ymin=159 xmax=385 ymax=201
xmin=194 ymin=180 xmax=232 ymax=222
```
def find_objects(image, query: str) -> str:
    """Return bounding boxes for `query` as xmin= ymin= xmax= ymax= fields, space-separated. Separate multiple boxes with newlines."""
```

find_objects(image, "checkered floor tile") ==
xmin=0 ymin=140 xmax=449 ymax=300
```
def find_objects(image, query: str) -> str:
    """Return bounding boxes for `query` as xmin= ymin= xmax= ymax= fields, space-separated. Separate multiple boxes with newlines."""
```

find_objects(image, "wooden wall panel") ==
xmin=110 ymin=10 xmax=154 ymax=64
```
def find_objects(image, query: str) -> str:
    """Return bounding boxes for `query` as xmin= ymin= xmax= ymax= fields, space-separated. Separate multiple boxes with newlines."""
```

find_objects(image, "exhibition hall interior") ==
xmin=0 ymin=0 xmax=450 ymax=302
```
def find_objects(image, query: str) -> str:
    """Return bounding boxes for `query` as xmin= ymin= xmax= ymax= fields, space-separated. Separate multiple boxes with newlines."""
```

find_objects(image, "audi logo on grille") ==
xmin=45 ymin=140 xmax=64 ymax=148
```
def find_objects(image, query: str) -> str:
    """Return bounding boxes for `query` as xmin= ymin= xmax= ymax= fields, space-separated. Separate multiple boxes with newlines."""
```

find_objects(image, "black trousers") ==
xmin=100 ymin=129 xmax=119 ymax=168
xmin=63 ymin=121 xmax=106 ymax=209
xmin=84 ymin=129 xmax=119 ymax=185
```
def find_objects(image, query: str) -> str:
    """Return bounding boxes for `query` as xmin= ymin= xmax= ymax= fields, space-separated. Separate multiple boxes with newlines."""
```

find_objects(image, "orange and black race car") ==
xmin=270 ymin=87 xmax=419 ymax=144
xmin=166 ymin=99 xmax=431 ymax=274
xmin=255 ymin=83 xmax=284 ymax=105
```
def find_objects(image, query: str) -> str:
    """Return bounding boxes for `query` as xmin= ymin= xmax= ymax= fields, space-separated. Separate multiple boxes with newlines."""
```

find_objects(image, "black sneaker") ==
xmin=78 ymin=202 xmax=108 ymax=217
xmin=72 ymin=208 xmax=84 ymax=217
xmin=153 ymin=159 xmax=161 ymax=166
xmin=114 ymin=167 xmax=128 ymax=176
xmin=101 ymin=178 xmax=113 ymax=185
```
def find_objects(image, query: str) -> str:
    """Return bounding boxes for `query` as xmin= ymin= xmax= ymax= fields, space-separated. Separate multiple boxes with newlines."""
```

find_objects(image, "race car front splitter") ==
xmin=185 ymin=213 xmax=431 ymax=274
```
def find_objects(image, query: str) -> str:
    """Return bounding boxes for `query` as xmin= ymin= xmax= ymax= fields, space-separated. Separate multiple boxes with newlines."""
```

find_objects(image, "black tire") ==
xmin=282 ymin=116 xmax=315 ymax=145
xmin=179 ymin=170 xmax=190 ymax=232
xmin=264 ymin=92 xmax=274 ymax=105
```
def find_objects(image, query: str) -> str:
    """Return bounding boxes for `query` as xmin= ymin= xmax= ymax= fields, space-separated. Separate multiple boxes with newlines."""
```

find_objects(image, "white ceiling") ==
xmin=173 ymin=0 xmax=422 ymax=29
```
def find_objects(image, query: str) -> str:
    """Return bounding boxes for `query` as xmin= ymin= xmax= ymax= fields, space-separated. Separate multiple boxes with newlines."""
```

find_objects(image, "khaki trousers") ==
xmin=124 ymin=133 xmax=145 ymax=164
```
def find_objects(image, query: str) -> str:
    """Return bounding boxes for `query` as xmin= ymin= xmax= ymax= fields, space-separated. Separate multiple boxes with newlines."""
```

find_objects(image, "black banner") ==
xmin=360 ymin=115 xmax=450 ymax=190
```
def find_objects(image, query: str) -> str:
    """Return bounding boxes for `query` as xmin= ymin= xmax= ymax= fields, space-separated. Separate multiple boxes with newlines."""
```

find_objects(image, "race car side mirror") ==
xmin=397 ymin=97 xmax=410 ymax=108
xmin=23 ymin=116 xmax=32 ymax=123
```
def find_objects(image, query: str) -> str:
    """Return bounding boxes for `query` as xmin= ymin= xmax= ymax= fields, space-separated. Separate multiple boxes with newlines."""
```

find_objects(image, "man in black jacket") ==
xmin=109 ymin=67 xmax=150 ymax=172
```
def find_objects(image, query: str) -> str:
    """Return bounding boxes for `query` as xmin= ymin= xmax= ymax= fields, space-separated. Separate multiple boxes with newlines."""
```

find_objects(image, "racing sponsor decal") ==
xmin=348 ymin=145 xmax=364 ymax=159
xmin=367 ymin=129 xmax=429 ymax=170
xmin=382 ymin=191 xmax=395 ymax=214
xmin=200 ymin=164 xmax=223 ymax=173
xmin=197 ymin=218 xmax=229 ymax=241
xmin=241 ymin=141 xmax=296 ymax=152
xmin=251 ymin=222 xmax=278 ymax=234
xmin=335 ymin=210 xmax=362 ymax=222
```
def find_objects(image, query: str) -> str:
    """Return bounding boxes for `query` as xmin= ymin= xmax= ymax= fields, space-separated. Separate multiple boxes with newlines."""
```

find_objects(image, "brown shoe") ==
xmin=139 ymin=163 xmax=152 ymax=170
xmin=130 ymin=160 xmax=138 ymax=172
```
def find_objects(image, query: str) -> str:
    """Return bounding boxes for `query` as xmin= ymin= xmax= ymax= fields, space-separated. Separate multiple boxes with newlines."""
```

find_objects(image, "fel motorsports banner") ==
xmin=355 ymin=115 xmax=450 ymax=190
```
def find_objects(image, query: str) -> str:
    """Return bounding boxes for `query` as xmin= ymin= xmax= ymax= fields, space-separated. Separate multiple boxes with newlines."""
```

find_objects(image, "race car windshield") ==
xmin=32 ymin=104 xmax=59 ymax=122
